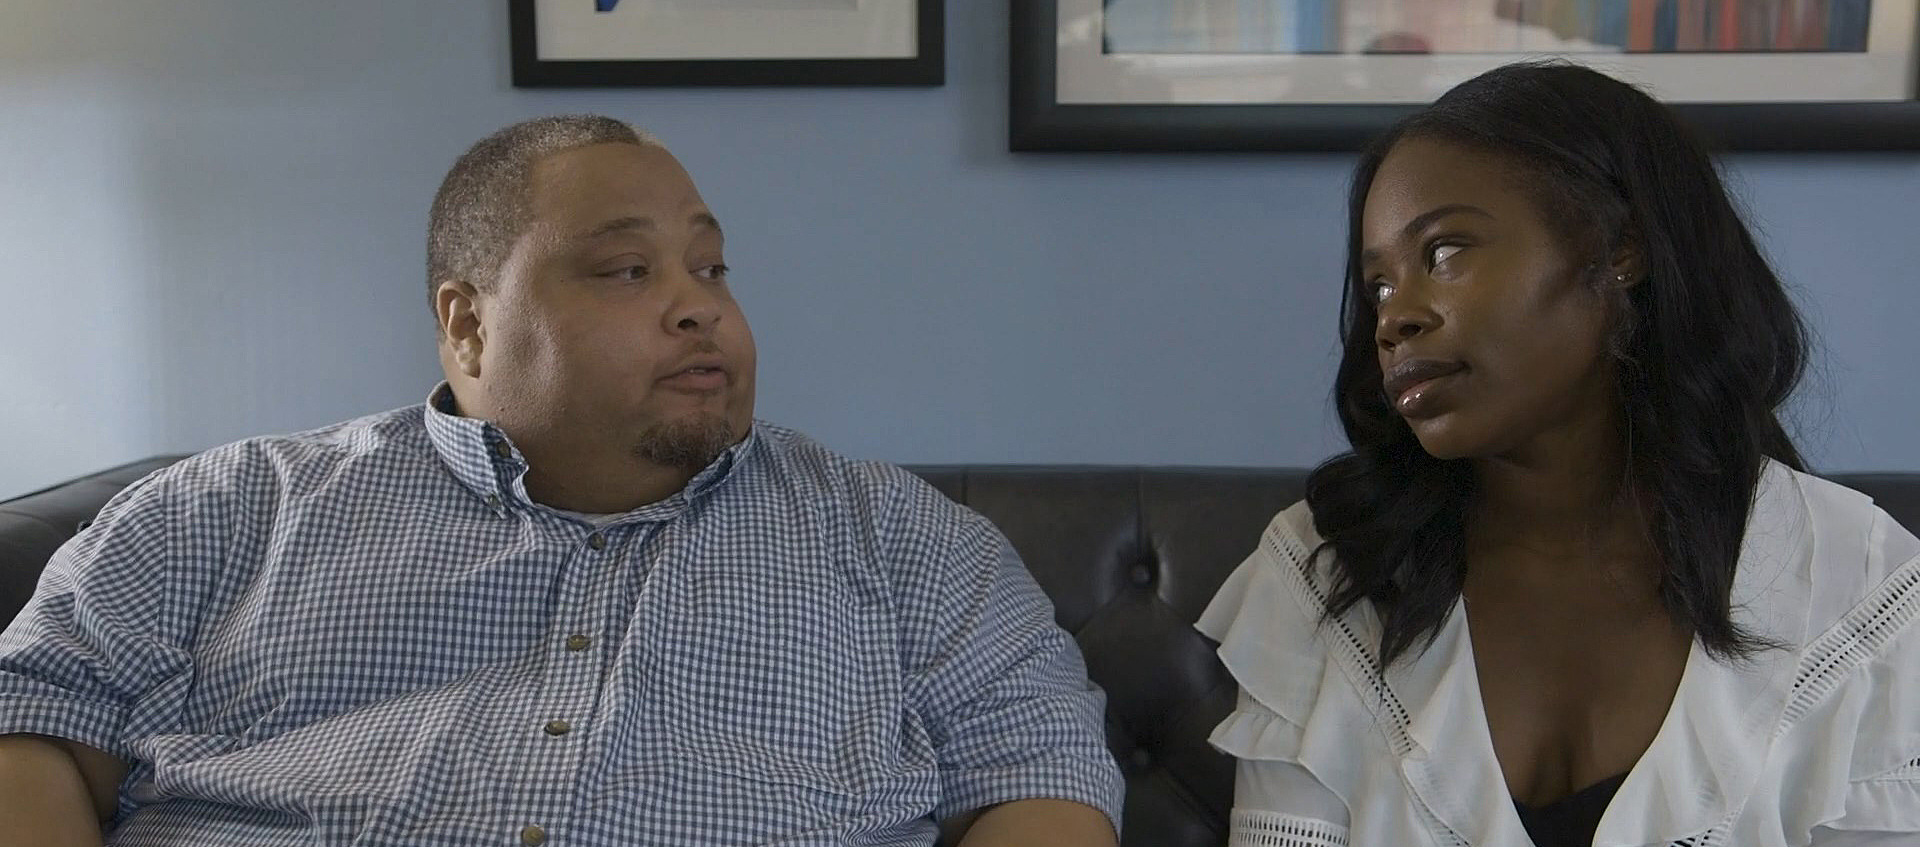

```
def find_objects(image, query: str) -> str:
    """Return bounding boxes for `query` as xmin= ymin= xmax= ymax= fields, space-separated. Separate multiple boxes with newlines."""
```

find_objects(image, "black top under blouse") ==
xmin=1514 ymin=772 xmax=1629 ymax=847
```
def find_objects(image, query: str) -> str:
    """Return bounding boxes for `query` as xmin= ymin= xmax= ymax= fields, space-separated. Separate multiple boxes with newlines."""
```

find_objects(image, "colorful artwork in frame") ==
xmin=511 ymin=0 xmax=943 ymax=87
xmin=1012 ymin=0 xmax=1920 ymax=150
xmin=1101 ymin=0 xmax=1875 ymax=54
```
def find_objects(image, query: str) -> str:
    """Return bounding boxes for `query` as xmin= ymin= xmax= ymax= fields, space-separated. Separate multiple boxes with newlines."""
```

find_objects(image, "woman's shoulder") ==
xmin=1196 ymin=501 xmax=1326 ymax=636
xmin=1750 ymin=460 xmax=1920 ymax=756
xmin=1738 ymin=466 xmax=1920 ymax=836
xmin=1194 ymin=501 xmax=1358 ymax=717
xmin=1758 ymin=460 xmax=1920 ymax=635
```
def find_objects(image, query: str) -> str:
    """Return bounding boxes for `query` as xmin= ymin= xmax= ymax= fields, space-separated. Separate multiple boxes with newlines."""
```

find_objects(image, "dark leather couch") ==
xmin=5 ymin=458 xmax=1919 ymax=847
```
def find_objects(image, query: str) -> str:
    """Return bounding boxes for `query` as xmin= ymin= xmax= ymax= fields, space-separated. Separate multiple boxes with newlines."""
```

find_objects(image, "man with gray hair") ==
xmin=0 ymin=116 xmax=1123 ymax=846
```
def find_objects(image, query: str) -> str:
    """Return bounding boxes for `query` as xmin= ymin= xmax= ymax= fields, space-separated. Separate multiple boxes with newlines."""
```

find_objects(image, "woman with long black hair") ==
xmin=1199 ymin=62 xmax=1919 ymax=847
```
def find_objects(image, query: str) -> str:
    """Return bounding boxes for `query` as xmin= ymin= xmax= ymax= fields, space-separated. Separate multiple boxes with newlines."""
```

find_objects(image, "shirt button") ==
xmin=520 ymin=825 xmax=547 ymax=846
xmin=484 ymin=494 xmax=502 ymax=509
xmin=587 ymin=533 xmax=607 ymax=550
xmin=544 ymin=719 xmax=572 ymax=736
xmin=565 ymin=634 xmax=591 ymax=651
xmin=495 ymin=441 xmax=513 ymax=459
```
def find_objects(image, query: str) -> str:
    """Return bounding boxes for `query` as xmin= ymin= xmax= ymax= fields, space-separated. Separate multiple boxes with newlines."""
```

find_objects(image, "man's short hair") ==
xmin=426 ymin=115 xmax=659 ymax=305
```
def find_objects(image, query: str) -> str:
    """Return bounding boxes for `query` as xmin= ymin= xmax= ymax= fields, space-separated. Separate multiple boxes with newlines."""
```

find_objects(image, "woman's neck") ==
xmin=1467 ymin=415 xmax=1649 ymax=564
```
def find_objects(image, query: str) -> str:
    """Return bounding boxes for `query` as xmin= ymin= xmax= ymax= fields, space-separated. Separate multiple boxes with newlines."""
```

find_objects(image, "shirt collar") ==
xmin=421 ymin=382 xmax=759 ymax=519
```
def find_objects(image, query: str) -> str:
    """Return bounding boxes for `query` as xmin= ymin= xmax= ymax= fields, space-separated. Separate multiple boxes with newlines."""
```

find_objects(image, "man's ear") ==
xmin=435 ymin=279 xmax=485 ymax=378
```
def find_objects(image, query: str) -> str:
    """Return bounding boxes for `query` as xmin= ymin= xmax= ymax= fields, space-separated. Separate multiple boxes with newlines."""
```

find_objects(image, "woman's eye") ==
xmin=1429 ymin=243 xmax=1462 ymax=269
xmin=695 ymin=264 xmax=730 ymax=281
xmin=1371 ymin=281 xmax=1395 ymax=305
xmin=604 ymin=265 xmax=648 ymax=281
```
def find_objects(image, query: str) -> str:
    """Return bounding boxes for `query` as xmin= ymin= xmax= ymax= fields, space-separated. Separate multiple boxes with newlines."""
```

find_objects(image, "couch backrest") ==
xmin=1 ymin=457 xmax=183 ymax=624
xmin=904 ymin=467 xmax=1303 ymax=847
xmin=5 ymin=459 xmax=1919 ymax=847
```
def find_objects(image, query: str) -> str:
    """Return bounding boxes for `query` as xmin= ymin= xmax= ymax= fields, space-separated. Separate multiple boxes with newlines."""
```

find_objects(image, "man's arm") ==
xmin=941 ymin=799 xmax=1117 ymax=847
xmin=0 ymin=734 xmax=126 ymax=846
xmin=900 ymin=513 xmax=1125 ymax=843
xmin=0 ymin=469 xmax=188 ymax=846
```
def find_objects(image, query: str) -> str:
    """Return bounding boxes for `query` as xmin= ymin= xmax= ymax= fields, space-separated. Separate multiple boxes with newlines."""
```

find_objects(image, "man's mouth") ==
xmin=659 ymin=366 xmax=728 ymax=391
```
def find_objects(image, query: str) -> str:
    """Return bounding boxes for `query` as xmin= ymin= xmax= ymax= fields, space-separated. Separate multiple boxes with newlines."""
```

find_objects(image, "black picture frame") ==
xmin=1011 ymin=0 xmax=1920 ymax=152
xmin=511 ymin=0 xmax=944 ymax=87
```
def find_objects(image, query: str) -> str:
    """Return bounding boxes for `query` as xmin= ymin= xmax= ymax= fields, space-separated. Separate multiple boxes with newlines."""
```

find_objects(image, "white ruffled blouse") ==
xmin=1197 ymin=461 xmax=1920 ymax=847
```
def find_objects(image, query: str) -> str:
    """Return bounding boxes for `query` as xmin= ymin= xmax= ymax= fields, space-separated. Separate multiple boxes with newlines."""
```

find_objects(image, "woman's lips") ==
xmin=1395 ymin=373 xmax=1460 ymax=417
xmin=1383 ymin=359 xmax=1466 ymax=417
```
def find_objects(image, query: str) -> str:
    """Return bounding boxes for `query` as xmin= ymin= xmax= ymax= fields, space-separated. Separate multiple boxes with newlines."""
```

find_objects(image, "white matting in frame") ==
xmin=536 ymin=0 xmax=916 ymax=61
xmin=1056 ymin=0 xmax=1919 ymax=105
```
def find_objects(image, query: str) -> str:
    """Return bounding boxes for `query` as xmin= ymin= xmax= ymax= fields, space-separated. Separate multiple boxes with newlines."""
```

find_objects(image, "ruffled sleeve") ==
xmin=1779 ymin=499 xmax=1920 ymax=844
xmin=1817 ymin=570 xmax=1920 ymax=841
xmin=1808 ymin=734 xmax=1920 ymax=844
xmin=1197 ymin=503 xmax=1353 ymax=846
xmin=1196 ymin=503 xmax=1334 ymax=732
xmin=1215 ymin=691 xmax=1351 ymax=846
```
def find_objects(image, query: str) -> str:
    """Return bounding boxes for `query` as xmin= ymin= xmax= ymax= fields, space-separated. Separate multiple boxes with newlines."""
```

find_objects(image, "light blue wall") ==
xmin=2 ymin=1 xmax=1916 ymax=499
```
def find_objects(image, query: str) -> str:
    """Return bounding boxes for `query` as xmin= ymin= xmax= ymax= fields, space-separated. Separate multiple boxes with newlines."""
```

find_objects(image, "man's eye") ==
xmin=1371 ymin=281 xmax=1395 ymax=305
xmin=1429 ymin=243 xmax=1462 ymax=268
xmin=695 ymin=264 xmax=730 ymax=281
xmin=605 ymin=266 xmax=648 ymax=281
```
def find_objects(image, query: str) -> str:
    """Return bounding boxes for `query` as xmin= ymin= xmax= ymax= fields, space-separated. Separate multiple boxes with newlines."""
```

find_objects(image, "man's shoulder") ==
xmin=136 ymin=404 xmax=433 ymax=507
xmin=750 ymin=423 xmax=959 ymax=506
xmin=747 ymin=422 xmax=989 ymax=539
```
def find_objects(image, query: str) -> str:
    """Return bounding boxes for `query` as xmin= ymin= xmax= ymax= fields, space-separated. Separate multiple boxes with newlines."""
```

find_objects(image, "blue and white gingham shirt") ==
xmin=0 ymin=387 xmax=1123 ymax=845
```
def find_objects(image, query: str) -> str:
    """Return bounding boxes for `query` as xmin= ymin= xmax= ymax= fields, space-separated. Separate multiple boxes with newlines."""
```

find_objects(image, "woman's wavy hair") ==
xmin=1307 ymin=61 xmax=1810 ymax=667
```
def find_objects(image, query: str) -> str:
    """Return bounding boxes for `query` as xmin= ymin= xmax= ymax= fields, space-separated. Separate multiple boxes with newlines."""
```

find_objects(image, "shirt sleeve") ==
xmin=0 ymin=471 xmax=194 ymax=761
xmin=1222 ymin=692 xmax=1351 ymax=847
xmin=904 ymin=523 xmax=1124 ymax=832
xmin=1802 ymin=517 xmax=1920 ymax=842
xmin=1819 ymin=628 xmax=1920 ymax=841
xmin=1813 ymin=822 xmax=1920 ymax=847
xmin=1198 ymin=507 xmax=1354 ymax=846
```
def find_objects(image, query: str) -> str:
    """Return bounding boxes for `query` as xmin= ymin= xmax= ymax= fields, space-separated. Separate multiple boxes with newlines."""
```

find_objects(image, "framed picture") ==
xmin=511 ymin=0 xmax=943 ymax=87
xmin=1012 ymin=0 xmax=1920 ymax=151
